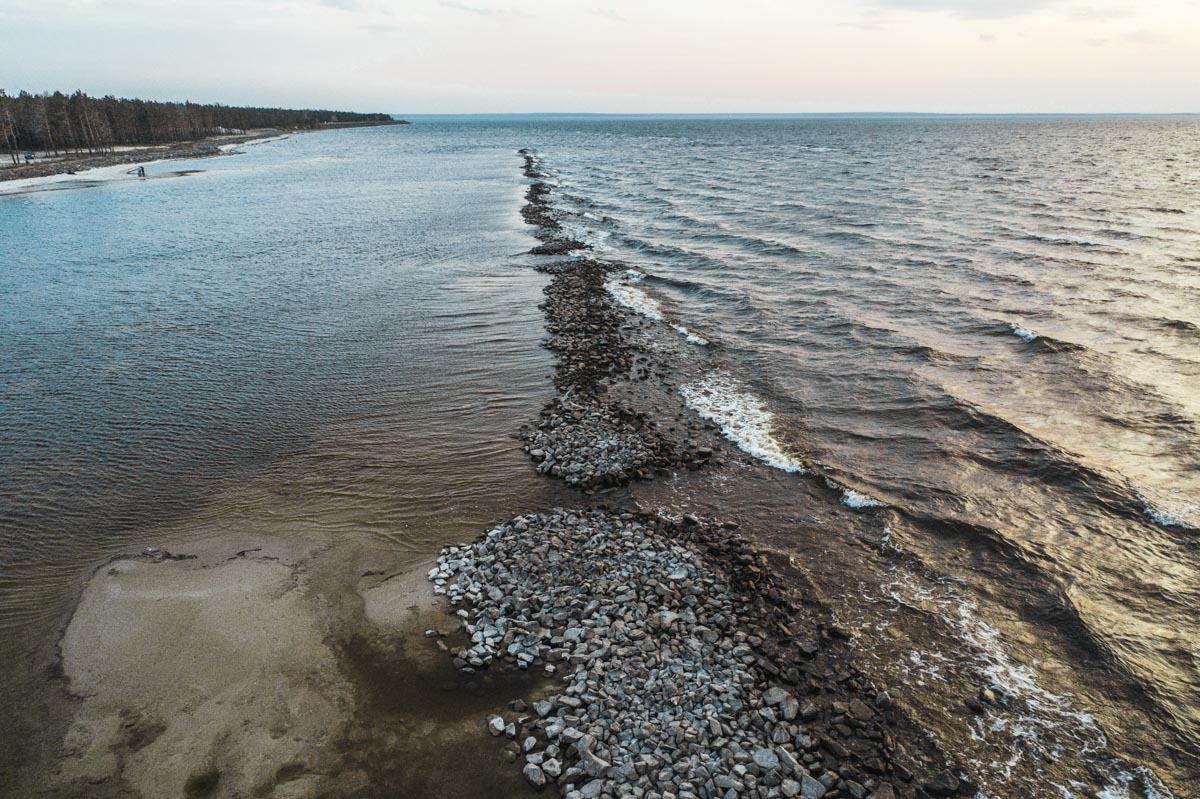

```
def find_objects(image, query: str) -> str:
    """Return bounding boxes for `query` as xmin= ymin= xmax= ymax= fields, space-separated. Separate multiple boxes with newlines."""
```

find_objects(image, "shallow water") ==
xmin=2 ymin=116 xmax=1198 ymax=796
xmin=0 ymin=127 xmax=564 ymax=762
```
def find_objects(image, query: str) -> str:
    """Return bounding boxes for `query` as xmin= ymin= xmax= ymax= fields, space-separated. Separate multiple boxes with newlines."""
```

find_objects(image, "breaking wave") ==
xmin=679 ymin=372 xmax=806 ymax=473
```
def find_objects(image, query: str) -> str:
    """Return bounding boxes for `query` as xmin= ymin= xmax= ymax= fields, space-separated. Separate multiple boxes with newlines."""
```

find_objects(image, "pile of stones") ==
xmin=518 ymin=150 xmax=711 ymax=490
xmin=428 ymin=510 xmax=944 ymax=799
xmin=524 ymin=400 xmax=710 ymax=490
xmin=537 ymin=257 xmax=631 ymax=391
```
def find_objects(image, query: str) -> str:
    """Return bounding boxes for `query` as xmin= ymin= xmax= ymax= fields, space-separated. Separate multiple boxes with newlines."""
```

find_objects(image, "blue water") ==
xmin=0 ymin=125 xmax=562 ymax=703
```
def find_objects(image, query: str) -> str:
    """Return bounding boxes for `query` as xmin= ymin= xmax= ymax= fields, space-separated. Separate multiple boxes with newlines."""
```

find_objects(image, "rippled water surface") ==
xmin=0 ymin=125 xmax=563 ymax=732
xmin=513 ymin=115 xmax=1200 ymax=794
xmin=2 ymin=116 xmax=1198 ymax=796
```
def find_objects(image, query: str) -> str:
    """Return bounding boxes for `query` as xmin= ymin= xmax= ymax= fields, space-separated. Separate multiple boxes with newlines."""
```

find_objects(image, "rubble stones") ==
xmin=429 ymin=509 xmax=914 ymax=799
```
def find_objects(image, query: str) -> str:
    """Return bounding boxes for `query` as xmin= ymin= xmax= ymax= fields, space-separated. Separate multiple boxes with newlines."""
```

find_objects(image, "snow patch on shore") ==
xmin=679 ymin=372 xmax=805 ymax=472
xmin=217 ymin=134 xmax=289 ymax=152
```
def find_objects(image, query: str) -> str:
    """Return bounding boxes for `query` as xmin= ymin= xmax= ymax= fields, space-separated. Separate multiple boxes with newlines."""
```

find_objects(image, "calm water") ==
xmin=2 ymin=117 xmax=1198 ymax=796
xmin=0 ymin=125 xmax=563 ymax=745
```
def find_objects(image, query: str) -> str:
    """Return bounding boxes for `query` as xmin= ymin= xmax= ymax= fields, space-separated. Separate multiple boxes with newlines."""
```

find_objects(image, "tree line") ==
xmin=0 ymin=89 xmax=393 ymax=164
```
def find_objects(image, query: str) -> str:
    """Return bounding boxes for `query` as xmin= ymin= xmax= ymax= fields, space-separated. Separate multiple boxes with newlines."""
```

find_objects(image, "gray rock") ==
xmin=801 ymin=774 xmax=827 ymax=799
xmin=753 ymin=748 xmax=780 ymax=771
xmin=925 ymin=771 xmax=960 ymax=797
xmin=763 ymin=687 xmax=790 ymax=706
xmin=487 ymin=715 xmax=505 ymax=736
xmin=580 ymin=779 xmax=605 ymax=799
xmin=579 ymin=747 xmax=611 ymax=778
xmin=522 ymin=763 xmax=547 ymax=788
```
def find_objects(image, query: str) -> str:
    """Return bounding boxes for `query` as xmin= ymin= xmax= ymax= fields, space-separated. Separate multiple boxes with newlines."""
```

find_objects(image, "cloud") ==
xmin=868 ymin=0 xmax=1060 ymax=19
xmin=1068 ymin=6 xmax=1133 ymax=21
xmin=589 ymin=7 xmax=625 ymax=22
xmin=437 ymin=0 xmax=531 ymax=18
xmin=320 ymin=0 xmax=359 ymax=9
xmin=439 ymin=0 xmax=493 ymax=14
xmin=1123 ymin=28 xmax=1167 ymax=44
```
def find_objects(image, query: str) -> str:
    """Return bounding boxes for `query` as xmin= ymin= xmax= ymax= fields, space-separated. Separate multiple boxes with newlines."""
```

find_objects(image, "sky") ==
xmin=1 ymin=0 xmax=1198 ymax=113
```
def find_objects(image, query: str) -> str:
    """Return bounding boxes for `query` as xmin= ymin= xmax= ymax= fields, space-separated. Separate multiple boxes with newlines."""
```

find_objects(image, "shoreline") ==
xmin=0 ymin=120 xmax=408 ymax=188
xmin=416 ymin=150 xmax=967 ymax=799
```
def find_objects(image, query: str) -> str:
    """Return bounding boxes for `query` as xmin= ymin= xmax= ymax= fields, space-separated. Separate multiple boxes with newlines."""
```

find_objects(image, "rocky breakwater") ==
xmin=517 ymin=150 xmax=713 ymax=492
xmin=428 ymin=510 xmax=965 ymax=799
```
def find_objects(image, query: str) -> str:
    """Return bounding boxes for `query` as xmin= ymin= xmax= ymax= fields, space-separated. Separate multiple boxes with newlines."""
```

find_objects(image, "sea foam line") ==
xmin=606 ymin=270 xmax=708 ymax=345
xmin=1134 ymin=487 xmax=1198 ymax=530
xmin=679 ymin=371 xmax=805 ymax=472
xmin=860 ymin=570 xmax=1176 ymax=799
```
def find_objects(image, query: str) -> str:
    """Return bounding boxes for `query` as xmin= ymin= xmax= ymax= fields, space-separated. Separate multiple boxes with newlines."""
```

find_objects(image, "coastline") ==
xmin=0 ymin=120 xmax=408 ymax=190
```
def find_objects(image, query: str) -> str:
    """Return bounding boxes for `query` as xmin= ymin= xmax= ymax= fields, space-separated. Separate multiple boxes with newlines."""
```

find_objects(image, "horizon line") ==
xmin=393 ymin=111 xmax=1200 ymax=118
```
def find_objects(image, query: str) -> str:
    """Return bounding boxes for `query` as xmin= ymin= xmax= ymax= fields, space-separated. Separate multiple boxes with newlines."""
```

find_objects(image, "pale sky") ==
xmin=2 ymin=0 xmax=1198 ymax=113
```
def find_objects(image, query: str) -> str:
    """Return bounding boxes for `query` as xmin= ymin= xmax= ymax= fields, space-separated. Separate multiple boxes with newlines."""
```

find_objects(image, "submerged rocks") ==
xmin=523 ymin=399 xmax=674 ymax=489
xmin=428 ymin=509 xmax=918 ymax=799
xmin=518 ymin=148 xmax=709 ymax=491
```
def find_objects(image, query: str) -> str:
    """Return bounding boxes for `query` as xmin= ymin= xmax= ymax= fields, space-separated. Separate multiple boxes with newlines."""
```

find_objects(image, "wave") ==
xmin=841 ymin=487 xmax=886 ymax=509
xmin=1009 ymin=322 xmax=1039 ymax=343
xmin=604 ymin=270 xmax=709 ymax=346
xmin=678 ymin=372 xmax=806 ymax=472
xmin=1134 ymin=488 xmax=1199 ymax=531
xmin=605 ymin=269 xmax=664 ymax=321
xmin=1017 ymin=233 xmax=1123 ymax=253
xmin=860 ymin=561 xmax=1177 ymax=799
xmin=824 ymin=477 xmax=887 ymax=509
xmin=1006 ymin=323 xmax=1087 ymax=353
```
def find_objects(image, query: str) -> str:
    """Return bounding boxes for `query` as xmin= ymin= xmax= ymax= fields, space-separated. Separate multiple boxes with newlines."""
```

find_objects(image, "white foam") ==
xmin=1097 ymin=767 xmax=1175 ymax=799
xmin=1009 ymin=322 xmax=1038 ymax=343
xmin=1135 ymin=488 xmax=1198 ymax=530
xmin=841 ymin=488 xmax=886 ymax=509
xmin=606 ymin=270 xmax=709 ymax=345
xmin=824 ymin=477 xmax=886 ymax=509
xmin=606 ymin=269 xmax=664 ymax=321
xmin=679 ymin=372 xmax=805 ymax=472
xmin=853 ymin=567 xmax=1179 ymax=798
xmin=670 ymin=323 xmax=709 ymax=346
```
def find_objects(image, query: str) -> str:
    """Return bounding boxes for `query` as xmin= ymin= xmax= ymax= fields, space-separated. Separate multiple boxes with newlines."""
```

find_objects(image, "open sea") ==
xmin=1 ymin=115 xmax=1197 ymax=797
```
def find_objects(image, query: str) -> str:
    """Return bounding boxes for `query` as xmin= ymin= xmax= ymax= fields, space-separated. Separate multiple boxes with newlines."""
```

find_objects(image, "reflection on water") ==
xmin=0 ymin=126 xmax=564 ymax=742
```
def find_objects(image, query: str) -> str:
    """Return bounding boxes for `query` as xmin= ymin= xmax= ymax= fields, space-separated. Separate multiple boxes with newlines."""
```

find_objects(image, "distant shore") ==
xmin=0 ymin=119 xmax=408 ymax=184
